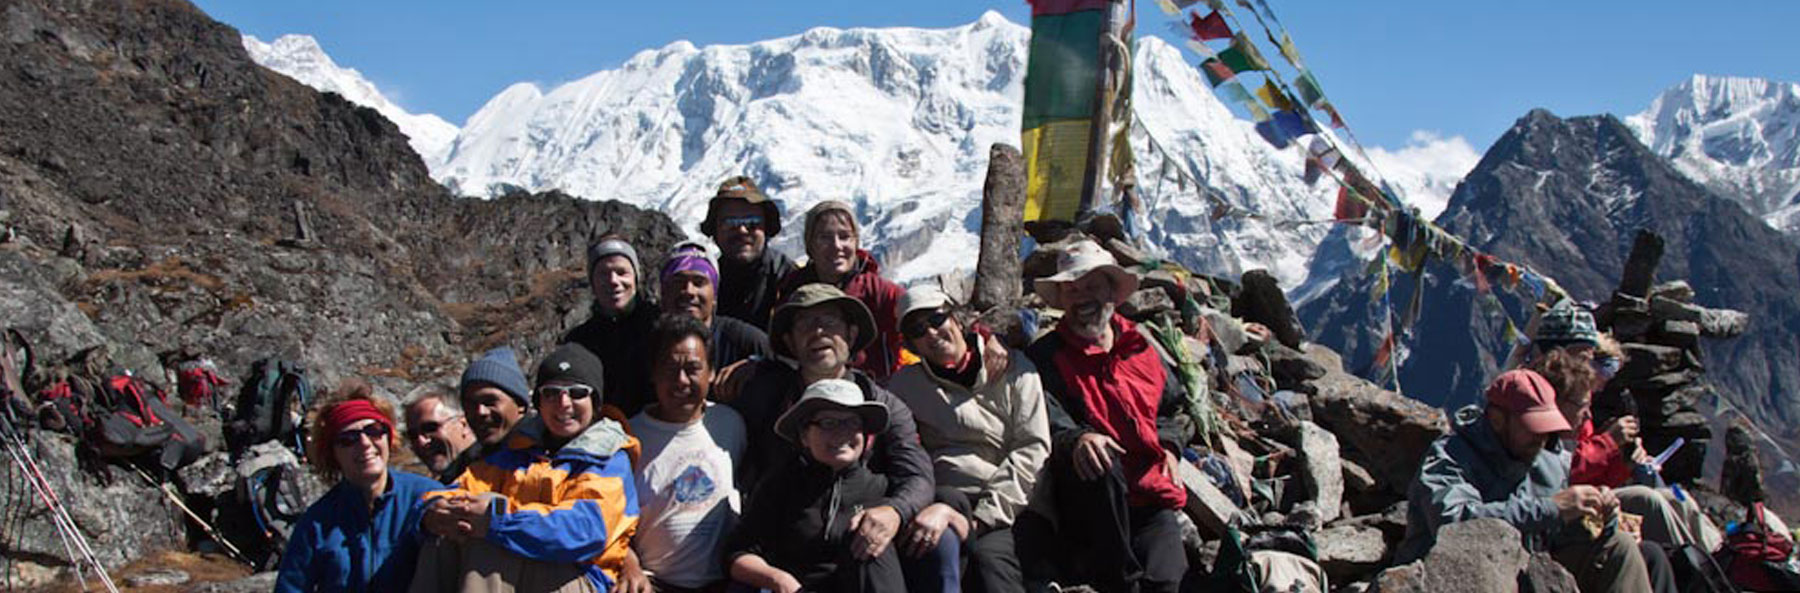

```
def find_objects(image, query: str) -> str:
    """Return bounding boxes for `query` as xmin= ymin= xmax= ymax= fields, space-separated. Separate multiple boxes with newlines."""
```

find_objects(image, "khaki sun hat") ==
xmin=769 ymin=283 xmax=877 ymax=357
xmin=699 ymin=175 xmax=783 ymax=237
xmin=1032 ymin=239 xmax=1139 ymax=311
xmin=774 ymin=378 xmax=888 ymax=443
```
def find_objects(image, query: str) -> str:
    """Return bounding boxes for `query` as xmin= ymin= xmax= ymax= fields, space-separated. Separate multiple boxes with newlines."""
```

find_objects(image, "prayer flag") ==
xmin=1029 ymin=0 xmax=1112 ymax=16
xmin=1185 ymin=39 xmax=1217 ymax=59
xmin=1294 ymin=71 xmax=1325 ymax=107
xmin=1335 ymin=186 xmax=1369 ymax=221
xmin=1303 ymin=157 xmax=1323 ymax=185
xmin=1321 ymin=102 xmax=1346 ymax=128
xmin=1188 ymin=11 xmax=1233 ymax=41
xmin=1254 ymin=119 xmax=1291 ymax=149
xmin=1021 ymin=7 xmax=1106 ymax=224
xmin=1272 ymin=109 xmax=1311 ymax=138
xmin=1279 ymin=33 xmax=1304 ymax=68
xmin=1155 ymin=0 xmax=1181 ymax=15
xmin=1200 ymin=58 xmax=1234 ymax=86
xmin=1176 ymin=0 xmax=1206 ymax=7
xmin=1217 ymin=33 xmax=1270 ymax=72
xmin=1256 ymin=79 xmax=1295 ymax=111
xmin=1204 ymin=0 xmax=1225 ymax=10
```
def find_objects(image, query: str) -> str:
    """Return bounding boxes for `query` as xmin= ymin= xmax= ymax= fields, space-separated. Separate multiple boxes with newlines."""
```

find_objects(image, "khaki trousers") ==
xmin=1552 ymin=523 xmax=1652 ymax=593
xmin=1614 ymin=485 xmax=1723 ymax=552
xmin=410 ymin=538 xmax=598 ymax=593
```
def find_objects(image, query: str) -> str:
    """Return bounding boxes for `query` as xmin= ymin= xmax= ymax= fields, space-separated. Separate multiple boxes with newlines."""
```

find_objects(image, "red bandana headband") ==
xmin=323 ymin=399 xmax=392 ymax=439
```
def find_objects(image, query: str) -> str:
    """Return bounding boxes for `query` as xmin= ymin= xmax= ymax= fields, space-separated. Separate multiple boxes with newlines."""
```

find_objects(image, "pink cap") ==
xmin=1484 ymin=369 xmax=1572 ymax=435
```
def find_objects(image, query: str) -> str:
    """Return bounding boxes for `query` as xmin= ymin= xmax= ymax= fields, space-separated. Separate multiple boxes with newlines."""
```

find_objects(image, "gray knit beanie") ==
xmin=586 ymin=237 xmax=641 ymax=282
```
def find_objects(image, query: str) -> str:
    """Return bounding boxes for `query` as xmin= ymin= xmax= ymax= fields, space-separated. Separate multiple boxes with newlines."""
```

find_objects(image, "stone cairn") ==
xmin=1593 ymin=230 xmax=1748 ymax=487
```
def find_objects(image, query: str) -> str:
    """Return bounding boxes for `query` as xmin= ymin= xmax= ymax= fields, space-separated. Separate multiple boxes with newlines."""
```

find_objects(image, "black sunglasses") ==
xmin=536 ymin=384 xmax=597 ymax=402
xmin=901 ymin=309 xmax=954 ymax=340
xmin=405 ymin=416 xmax=462 ymax=439
xmin=720 ymin=215 xmax=764 ymax=229
xmin=333 ymin=423 xmax=390 ymax=447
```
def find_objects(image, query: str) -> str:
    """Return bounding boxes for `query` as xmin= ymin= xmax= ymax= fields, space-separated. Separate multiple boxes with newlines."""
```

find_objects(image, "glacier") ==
xmin=245 ymin=12 xmax=1474 ymax=290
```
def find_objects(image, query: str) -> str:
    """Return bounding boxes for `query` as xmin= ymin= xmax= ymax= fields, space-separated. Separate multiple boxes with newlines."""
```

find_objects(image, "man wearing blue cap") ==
xmin=451 ymin=346 xmax=532 ymax=483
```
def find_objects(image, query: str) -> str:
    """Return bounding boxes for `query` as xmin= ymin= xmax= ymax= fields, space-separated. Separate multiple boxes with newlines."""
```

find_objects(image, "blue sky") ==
xmin=195 ymin=0 xmax=1799 ymax=151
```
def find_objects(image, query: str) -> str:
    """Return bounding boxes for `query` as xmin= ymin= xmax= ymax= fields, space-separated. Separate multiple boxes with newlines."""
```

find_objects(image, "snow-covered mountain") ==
xmin=244 ymin=14 xmax=1472 ymax=288
xmin=243 ymin=35 xmax=460 ymax=168
xmin=1626 ymin=75 xmax=1800 ymax=232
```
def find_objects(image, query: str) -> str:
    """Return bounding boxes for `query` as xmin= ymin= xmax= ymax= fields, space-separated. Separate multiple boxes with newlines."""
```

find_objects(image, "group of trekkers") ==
xmin=272 ymin=175 xmax=1781 ymax=593
xmin=1399 ymin=303 xmax=1787 ymax=593
xmin=277 ymin=175 xmax=1191 ymax=593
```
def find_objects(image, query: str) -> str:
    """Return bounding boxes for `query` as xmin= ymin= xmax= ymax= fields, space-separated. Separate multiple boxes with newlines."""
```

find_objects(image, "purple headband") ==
xmin=661 ymin=244 xmax=718 ymax=288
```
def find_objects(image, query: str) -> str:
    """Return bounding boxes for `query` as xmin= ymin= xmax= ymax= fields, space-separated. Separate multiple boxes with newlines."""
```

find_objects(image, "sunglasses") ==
xmin=536 ymin=384 xmax=597 ymax=402
xmin=807 ymin=416 xmax=863 ymax=434
xmin=901 ymin=309 xmax=953 ymax=340
xmin=719 ymin=215 xmax=764 ymax=230
xmin=333 ymin=423 xmax=390 ymax=447
xmin=406 ymin=416 xmax=462 ymax=439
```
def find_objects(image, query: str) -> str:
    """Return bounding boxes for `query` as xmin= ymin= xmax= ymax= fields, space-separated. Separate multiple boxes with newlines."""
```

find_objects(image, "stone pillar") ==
xmin=973 ymin=143 xmax=1026 ymax=311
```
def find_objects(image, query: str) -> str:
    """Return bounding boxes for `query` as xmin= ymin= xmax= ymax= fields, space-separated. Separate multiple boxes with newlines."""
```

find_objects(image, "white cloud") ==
xmin=1362 ymin=130 xmax=1481 ymax=221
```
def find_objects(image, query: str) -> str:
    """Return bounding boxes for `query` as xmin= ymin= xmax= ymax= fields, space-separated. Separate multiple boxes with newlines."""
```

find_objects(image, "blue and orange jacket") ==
xmin=429 ymin=407 xmax=642 ymax=592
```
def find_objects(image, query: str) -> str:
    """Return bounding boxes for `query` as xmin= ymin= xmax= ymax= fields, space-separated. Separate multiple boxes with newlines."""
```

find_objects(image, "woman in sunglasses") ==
xmin=412 ymin=343 xmax=642 ymax=593
xmin=276 ymin=380 xmax=444 ymax=593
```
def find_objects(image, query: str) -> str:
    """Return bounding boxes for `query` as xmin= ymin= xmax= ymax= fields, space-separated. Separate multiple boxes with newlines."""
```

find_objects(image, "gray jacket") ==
xmin=1396 ymin=405 xmax=1570 ymax=563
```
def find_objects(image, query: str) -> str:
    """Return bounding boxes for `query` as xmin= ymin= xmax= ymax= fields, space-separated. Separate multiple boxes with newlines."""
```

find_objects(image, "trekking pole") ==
xmin=0 ymin=420 xmax=117 ymax=592
xmin=129 ymin=466 xmax=251 ymax=565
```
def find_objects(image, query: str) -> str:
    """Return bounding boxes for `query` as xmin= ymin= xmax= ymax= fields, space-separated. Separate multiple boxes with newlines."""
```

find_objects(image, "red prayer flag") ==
xmin=1322 ymin=102 xmax=1347 ymax=129
xmin=1188 ymin=11 xmax=1232 ymax=41
xmin=1334 ymin=186 xmax=1369 ymax=221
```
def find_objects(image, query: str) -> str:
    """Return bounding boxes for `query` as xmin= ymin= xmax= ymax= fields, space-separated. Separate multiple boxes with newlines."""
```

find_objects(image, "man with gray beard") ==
xmin=1021 ymin=240 xmax=1193 ymax=593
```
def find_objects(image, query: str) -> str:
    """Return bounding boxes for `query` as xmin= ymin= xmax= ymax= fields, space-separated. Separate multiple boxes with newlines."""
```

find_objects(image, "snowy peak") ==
xmin=243 ymin=34 xmax=460 ymax=168
xmin=1625 ymin=74 xmax=1800 ymax=231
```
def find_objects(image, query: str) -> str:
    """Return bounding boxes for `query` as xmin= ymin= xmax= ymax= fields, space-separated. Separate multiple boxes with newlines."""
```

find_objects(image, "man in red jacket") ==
xmin=1021 ymin=239 xmax=1192 ymax=593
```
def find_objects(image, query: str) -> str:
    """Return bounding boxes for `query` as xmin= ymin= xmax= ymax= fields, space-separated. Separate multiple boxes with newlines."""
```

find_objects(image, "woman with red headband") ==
xmin=275 ymin=380 xmax=444 ymax=593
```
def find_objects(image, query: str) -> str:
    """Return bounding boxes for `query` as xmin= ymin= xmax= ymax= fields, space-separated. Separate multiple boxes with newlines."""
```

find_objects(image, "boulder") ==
xmin=1267 ymin=344 xmax=1327 ymax=389
xmin=1119 ymin=288 xmax=1175 ymax=320
xmin=1421 ymin=519 xmax=1529 ymax=593
xmin=1294 ymin=421 xmax=1345 ymax=525
xmin=190 ymin=572 xmax=277 ymax=593
xmin=1315 ymin=524 xmax=1389 ymax=582
xmin=1367 ymin=561 xmax=1426 ymax=593
xmin=1175 ymin=459 xmax=1249 ymax=539
xmin=1232 ymin=269 xmax=1305 ymax=349
xmin=1305 ymin=346 xmax=1449 ymax=494
xmin=1649 ymin=297 xmax=1748 ymax=338
xmin=1519 ymin=552 xmax=1579 ymax=593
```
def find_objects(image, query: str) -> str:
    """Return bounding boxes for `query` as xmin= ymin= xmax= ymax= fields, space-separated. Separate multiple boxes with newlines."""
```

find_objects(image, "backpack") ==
xmin=90 ymin=373 xmax=206 ymax=471
xmin=1714 ymin=502 xmax=1800 ymax=592
xmin=1664 ymin=542 xmax=1737 ymax=593
xmin=176 ymin=359 xmax=228 ymax=412
xmin=237 ymin=463 xmax=311 ymax=569
xmin=35 ymin=375 xmax=96 ymax=436
xmin=226 ymin=359 xmax=311 ymax=456
xmin=1207 ymin=524 xmax=1321 ymax=593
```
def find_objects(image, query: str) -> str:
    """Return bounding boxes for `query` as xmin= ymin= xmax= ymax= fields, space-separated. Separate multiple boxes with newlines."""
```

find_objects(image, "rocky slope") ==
xmin=0 ymin=0 xmax=677 ymax=579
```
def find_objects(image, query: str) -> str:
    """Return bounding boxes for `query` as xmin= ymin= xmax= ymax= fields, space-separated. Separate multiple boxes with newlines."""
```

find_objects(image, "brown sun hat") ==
xmin=699 ymin=175 xmax=783 ymax=237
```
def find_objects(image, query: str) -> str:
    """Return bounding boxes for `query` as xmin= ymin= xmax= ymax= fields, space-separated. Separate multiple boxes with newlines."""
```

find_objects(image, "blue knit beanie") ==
xmin=459 ymin=347 xmax=531 ymax=409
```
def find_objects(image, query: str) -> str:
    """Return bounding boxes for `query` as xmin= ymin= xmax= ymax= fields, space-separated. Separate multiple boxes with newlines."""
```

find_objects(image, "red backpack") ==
xmin=1716 ymin=502 xmax=1800 ymax=591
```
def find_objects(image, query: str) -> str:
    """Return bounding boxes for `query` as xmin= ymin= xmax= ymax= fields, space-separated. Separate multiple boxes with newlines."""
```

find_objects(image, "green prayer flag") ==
xmin=1217 ymin=33 xmax=1270 ymax=73
xmin=1020 ymin=11 xmax=1104 ymax=130
xmin=1294 ymin=71 xmax=1325 ymax=107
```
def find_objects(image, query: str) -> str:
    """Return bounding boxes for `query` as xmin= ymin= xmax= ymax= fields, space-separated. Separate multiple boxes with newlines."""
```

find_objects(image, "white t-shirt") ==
xmin=628 ymin=403 xmax=748 ymax=588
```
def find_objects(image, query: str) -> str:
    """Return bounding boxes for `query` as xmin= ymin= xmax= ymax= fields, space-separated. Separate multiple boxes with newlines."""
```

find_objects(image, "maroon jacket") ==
xmin=775 ymin=250 xmax=904 ymax=381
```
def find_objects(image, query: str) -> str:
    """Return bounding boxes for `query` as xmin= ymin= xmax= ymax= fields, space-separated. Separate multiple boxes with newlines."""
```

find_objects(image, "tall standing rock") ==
xmin=973 ymin=143 xmax=1025 ymax=311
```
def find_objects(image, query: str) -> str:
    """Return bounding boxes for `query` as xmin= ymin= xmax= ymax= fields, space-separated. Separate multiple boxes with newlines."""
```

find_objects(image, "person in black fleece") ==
xmin=562 ymin=236 xmax=658 ymax=417
xmin=699 ymin=175 xmax=794 ymax=331
xmin=726 ymin=378 xmax=905 ymax=593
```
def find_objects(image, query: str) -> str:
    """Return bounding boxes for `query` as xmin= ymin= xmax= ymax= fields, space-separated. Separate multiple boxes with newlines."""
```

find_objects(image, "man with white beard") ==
xmin=1021 ymin=239 xmax=1192 ymax=593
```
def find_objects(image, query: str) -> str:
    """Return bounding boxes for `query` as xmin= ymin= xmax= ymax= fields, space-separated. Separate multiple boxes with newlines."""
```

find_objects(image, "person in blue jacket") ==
xmin=276 ymin=379 xmax=443 ymax=593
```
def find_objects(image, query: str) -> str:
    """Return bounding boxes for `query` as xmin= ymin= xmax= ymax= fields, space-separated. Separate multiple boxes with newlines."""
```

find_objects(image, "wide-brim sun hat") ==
xmin=1033 ymin=239 xmax=1139 ymax=311
xmin=700 ymin=175 xmax=783 ymax=237
xmin=774 ymin=378 xmax=888 ymax=443
xmin=769 ymin=283 xmax=877 ymax=357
